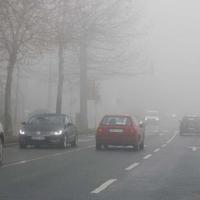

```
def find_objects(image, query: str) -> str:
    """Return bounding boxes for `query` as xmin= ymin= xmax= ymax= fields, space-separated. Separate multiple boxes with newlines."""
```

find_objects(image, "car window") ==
xmin=28 ymin=115 xmax=65 ymax=125
xmin=102 ymin=116 xmax=130 ymax=126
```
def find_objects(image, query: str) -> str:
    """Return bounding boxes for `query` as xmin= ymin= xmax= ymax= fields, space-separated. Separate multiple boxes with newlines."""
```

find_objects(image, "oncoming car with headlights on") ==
xmin=19 ymin=113 xmax=78 ymax=149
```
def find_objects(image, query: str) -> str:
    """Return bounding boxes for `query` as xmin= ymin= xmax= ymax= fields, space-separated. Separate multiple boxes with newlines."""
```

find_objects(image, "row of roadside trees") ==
xmin=0 ymin=0 xmax=144 ymax=135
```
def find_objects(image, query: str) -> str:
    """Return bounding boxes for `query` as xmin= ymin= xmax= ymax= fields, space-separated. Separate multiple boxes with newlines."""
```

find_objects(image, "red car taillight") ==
xmin=96 ymin=127 xmax=105 ymax=135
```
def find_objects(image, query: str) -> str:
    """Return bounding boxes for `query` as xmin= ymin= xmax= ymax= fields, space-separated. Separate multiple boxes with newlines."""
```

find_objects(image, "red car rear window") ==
xmin=101 ymin=116 xmax=130 ymax=126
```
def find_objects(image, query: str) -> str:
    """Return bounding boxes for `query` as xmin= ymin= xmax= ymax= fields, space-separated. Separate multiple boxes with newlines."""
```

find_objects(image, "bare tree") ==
xmin=0 ymin=0 xmax=49 ymax=135
xmin=71 ymin=0 xmax=141 ymax=129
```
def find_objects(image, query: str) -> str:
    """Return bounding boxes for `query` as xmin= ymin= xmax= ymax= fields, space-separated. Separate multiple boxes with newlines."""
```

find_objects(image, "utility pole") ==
xmin=47 ymin=63 xmax=52 ymax=111
xmin=14 ymin=64 xmax=20 ymax=127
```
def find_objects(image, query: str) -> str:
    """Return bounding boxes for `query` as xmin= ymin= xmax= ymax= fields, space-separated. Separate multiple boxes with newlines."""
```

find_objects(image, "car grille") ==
xmin=29 ymin=131 xmax=53 ymax=136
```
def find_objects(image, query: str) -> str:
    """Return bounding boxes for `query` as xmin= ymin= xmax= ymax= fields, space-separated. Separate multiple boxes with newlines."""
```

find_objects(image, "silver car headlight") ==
xmin=19 ymin=130 xmax=25 ymax=135
xmin=54 ymin=130 xmax=63 ymax=136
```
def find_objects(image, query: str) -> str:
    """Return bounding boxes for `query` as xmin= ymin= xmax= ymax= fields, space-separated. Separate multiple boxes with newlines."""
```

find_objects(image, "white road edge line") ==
xmin=91 ymin=179 xmax=117 ymax=194
xmin=166 ymin=133 xmax=177 ymax=144
xmin=154 ymin=148 xmax=160 ymax=153
xmin=2 ymin=145 xmax=95 ymax=168
xmin=162 ymin=144 xmax=167 ymax=148
xmin=125 ymin=162 xmax=140 ymax=171
xmin=192 ymin=147 xmax=197 ymax=151
xmin=143 ymin=154 xmax=152 ymax=160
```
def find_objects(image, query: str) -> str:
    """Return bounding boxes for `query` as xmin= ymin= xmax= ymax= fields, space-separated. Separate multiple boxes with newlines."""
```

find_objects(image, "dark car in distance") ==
xmin=19 ymin=113 xmax=78 ymax=149
xmin=180 ymin=116 xmax=200 ymax=136
xmin=96 ymin=115 xmax=145 ymax=151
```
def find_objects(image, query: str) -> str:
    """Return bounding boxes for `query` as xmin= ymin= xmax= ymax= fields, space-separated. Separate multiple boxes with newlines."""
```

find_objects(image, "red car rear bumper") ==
xmin=96 ymin=134 xmax=138 ymax=146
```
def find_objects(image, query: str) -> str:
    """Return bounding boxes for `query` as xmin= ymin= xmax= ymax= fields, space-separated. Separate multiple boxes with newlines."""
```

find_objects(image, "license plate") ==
xmin=32 ymin=136 xmax=45 ymax=140
xmin=109 ymin=129 xmax=123 ymax=133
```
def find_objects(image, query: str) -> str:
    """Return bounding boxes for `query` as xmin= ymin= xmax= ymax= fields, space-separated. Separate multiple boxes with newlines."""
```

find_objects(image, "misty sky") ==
xmin=146 ymin=0 xmax=200 ymax=115
xmin=21 ymin=0 xmax=200 ymax=126
xmin=100 ymin=0 xmax=200 ymax=119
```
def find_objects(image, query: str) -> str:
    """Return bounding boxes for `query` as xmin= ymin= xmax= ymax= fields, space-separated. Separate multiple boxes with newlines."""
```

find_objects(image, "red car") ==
xmin=96 ymin=115 xmax=145 ymax=151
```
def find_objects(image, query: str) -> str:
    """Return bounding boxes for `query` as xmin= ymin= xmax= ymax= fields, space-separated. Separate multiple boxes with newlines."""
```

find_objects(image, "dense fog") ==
xmin=1 ymin=0 xmax=200 ymax=131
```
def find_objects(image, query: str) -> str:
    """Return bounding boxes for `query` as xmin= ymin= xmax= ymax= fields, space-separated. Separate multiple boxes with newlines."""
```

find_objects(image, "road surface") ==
xmin=0 ymin=131 xmax=200 ymax=200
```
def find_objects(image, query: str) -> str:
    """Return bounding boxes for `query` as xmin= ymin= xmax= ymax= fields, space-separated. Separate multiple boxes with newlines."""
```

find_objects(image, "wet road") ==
xmin=0 ymin=131 xmax=199 ymax=200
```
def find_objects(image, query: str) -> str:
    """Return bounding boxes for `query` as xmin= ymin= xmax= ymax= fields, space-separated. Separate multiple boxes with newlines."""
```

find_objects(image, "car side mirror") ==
xmin=139 ymin=121 xmax=145 ymax=128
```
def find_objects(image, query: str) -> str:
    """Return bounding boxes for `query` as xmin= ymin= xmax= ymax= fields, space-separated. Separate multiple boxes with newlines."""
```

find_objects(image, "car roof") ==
xmin=103 ymin=114 xmax=132 ymax=118
xmin=30 ymin=113 xmax=67 ymax=118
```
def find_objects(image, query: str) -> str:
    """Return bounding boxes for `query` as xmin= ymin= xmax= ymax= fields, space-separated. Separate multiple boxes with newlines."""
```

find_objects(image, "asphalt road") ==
xmin=0 ymin=130 xmax=200 ymax=200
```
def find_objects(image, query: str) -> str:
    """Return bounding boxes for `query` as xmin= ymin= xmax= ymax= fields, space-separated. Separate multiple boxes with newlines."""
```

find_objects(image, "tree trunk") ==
xmin=56 ymin=38 xmax=64 ymax=114
xmin=79 ymin=41 xmax=88 ymax=130
xmin=4 ymin=52 xmax=17 ymax=136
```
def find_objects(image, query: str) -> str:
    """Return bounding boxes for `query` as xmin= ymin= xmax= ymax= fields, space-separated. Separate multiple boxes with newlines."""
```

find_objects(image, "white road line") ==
xmin=192 ymin=147 xmax=197 ymax=151
xmin=143 ymin=154 xmax=152 ymax=160
xmin=162 ymin=144 xmax=167 ymax=148
xmin=125 ymin=162 xmax=140 ymax=171
xmin=154 ymin=148 xmax=160 ymax=153
xmin=166 ymin=133 xmax=177 ymax=144
xmin=91 ymin=179 xmax=117 ymax=194
xmin=2 ymin=145 xmax=95 ymax=168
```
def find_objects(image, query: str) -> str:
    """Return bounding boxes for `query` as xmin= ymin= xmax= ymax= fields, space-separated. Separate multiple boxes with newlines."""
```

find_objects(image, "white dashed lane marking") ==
xmin=166 ymin=133 xmax=177 ymax=144
xmin=192 ymin=147 xmax=197 ymax=151
xmin=91 ymin=179 xmax=117 ymax=194
xmin=143 ymin=154 xmax=152 ymax=160
xmin=154 ymin=148 xmax=160 ymax=153
xmin=2 ymin=145 xmax=95 ymax=168
xmin=125 ymin=162 xmax=140 ymax=171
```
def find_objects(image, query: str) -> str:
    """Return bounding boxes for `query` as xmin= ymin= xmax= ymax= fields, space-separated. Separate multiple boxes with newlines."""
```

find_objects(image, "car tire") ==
xmin=96 ymin=142 xmax=102 ymax=151
xmin=60 ymin=135 xmax=68 ymax=149
xmin=19 ymin=143 xmax=26 ymax=149
xmin=71 ymin=135 xmax=78 ymax=147
xmin=135 ymin=142 xmax=140 ymax=152
xmin=0 ymin=138 xmax=3 ymax=165
xmin=140 ymin=141 xmax=144 ymax=150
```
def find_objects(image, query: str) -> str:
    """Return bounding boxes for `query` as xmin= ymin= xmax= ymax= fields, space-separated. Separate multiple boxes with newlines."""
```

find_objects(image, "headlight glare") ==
xmin=20 ymin=130 xmax=25 ymax=135
xmin=54 ymin=130 xmax=63 ymax=135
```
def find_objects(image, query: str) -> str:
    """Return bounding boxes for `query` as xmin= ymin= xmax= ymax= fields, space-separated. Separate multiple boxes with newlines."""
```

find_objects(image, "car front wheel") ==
xmin=140 ymin=141 xmax=144 ymax=150
xmin=134 ymin=142 xmax=140 ymax=152
xmin=60 ymin=135 xmax=68 ymax=149
xmin=96 ymin=142 xmax=102 ymax=151
xmin=0 ymin=138 xmax=3 ymax=165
